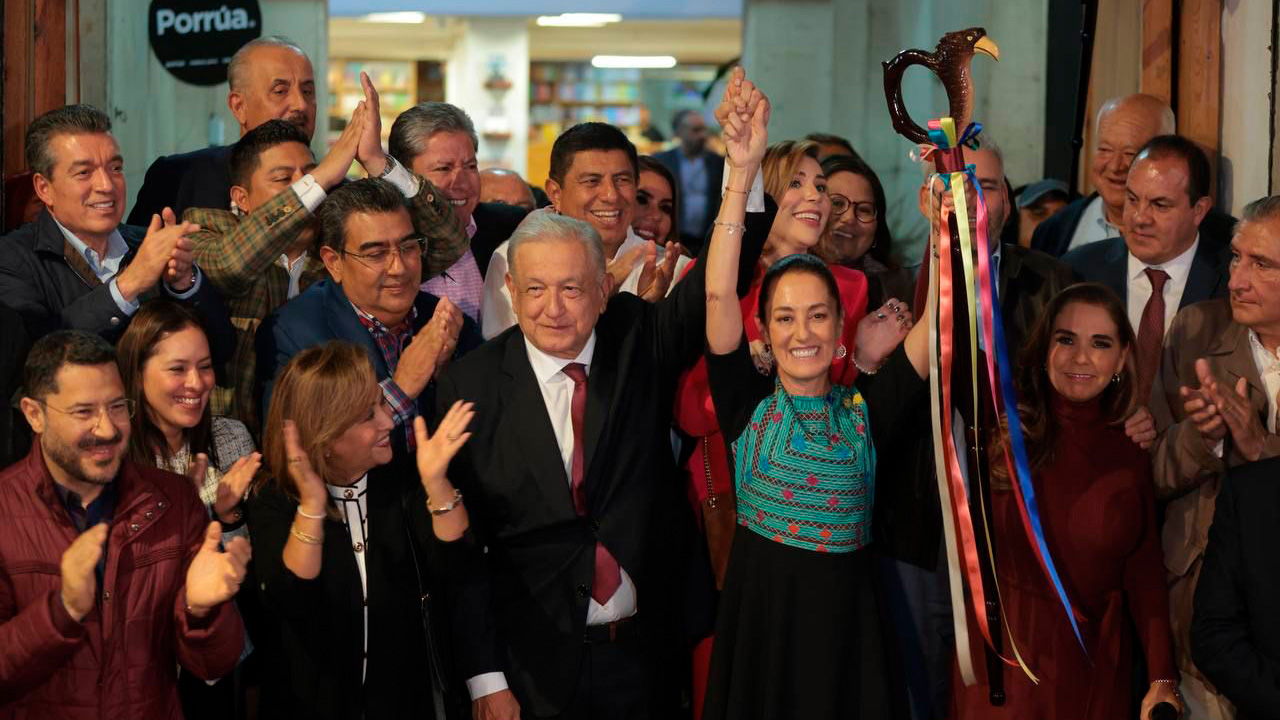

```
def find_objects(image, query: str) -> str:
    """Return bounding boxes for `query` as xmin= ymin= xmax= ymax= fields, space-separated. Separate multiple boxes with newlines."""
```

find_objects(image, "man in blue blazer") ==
xmin=1062 ymin=135 xmax=1234 ymax=400
xmin=257 ymin=178 xmax=481 ymax=452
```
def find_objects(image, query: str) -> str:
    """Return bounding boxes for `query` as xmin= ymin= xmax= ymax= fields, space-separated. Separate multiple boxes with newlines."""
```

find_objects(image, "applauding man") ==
xmin=0 ymin=105 xmax=234 ymax=358
xmin=0 ymin=330 xmax=248 ymax=716
xmin=188 ymin=73 xmax=468 ymax=434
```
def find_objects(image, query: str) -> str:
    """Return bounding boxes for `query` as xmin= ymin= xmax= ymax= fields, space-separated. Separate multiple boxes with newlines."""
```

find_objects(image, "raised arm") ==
xmin=706 ymin=67 xmax=768 ymax=354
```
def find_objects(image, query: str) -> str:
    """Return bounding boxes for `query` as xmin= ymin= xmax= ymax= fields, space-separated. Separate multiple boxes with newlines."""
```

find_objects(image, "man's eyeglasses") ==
xmin=343 ymin=237 xmax=426 ymax=271
xmin=42 ymin=398 xmax=136 ymax=425
xmin=829 ymin=194 xmax=878 ymax=224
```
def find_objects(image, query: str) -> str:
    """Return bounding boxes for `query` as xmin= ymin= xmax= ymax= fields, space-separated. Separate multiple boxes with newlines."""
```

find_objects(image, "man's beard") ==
xmin=43 ymin=430 xmax=124 ymax=487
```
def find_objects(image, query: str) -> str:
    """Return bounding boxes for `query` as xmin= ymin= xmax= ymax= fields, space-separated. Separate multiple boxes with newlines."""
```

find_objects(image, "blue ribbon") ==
xmin=975 ymin=179 xmax=1087 ymax=655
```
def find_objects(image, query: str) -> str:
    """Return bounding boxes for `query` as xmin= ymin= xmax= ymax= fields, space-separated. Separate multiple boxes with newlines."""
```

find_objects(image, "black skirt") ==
xmin=702 ymin=527 xmax=890 ymax=719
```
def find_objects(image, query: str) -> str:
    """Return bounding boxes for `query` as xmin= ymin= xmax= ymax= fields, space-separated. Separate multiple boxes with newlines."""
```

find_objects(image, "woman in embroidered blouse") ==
xmin=118 ymin=299 xmax=260 ymax=528
xmin=950 ymin=283 xmax=1180 ymax=720
xmin=247 ymin=341 xmax=475 ymax=720
xmin=699 ymin=68 xmax=933 ymax=720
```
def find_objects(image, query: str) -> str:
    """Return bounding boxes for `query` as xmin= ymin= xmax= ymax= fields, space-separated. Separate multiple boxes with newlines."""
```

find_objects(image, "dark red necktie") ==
xmin=561 ymin=363 xmax=621 ymax=605
xmin=1136 ymin=267 xmax=1170 ymax=403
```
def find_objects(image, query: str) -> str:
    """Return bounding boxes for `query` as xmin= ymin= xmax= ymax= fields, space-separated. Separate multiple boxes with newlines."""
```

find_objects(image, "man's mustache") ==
xmin=79 ymin=432 xmax=122 ymax=449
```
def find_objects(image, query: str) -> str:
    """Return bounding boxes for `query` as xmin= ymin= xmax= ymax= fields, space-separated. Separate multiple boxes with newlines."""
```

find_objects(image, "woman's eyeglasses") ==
xmin=829 ymin=194 xmax=877 ymax=224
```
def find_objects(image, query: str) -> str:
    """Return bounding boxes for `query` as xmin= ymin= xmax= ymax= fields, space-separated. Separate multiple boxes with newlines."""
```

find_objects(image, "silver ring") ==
xmin=876 ymin=312 xmax=886 ymax=319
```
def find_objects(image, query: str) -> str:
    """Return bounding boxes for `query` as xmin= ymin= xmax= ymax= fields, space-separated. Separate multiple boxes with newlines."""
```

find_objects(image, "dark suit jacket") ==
xmin=435 ymin=200 xmax=772 ymax=716
xmin=1032 ymin=192 xmax=1238 ymax=258
xmin=469 ymin=203 xmax=527 ymax=279
xmin=256 ymin=279 xmax=482 ymax=440
xmin=0 ymin=301 xmax=30 ymax=468
xmin=874 ymin=244 xmax=1077 ymax=569
xmin=249 ymin=459 xmax=471 ymax=720
xmin=654 ymin=147 xmax=724 ymax=246
xmin=1191 ymin=456 xmax=1280 ymax=720
xmin=127 ymin=145 xmax=233 ymax=226
xmin=1061 ymin=233 xmax=1231 ymax=310
xmin=0 ymin=208 xmax=236 ymax=360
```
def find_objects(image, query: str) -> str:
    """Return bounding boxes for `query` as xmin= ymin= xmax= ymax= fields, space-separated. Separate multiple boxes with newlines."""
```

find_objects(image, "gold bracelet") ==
xmin=724 ymin=187 xmax=749 ymax=195
xmin=290 ymin=524 xmax=323 ymax=545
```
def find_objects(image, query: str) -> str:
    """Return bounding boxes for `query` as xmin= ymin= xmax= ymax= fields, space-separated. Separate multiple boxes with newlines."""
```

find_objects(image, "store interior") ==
xmin=327 ymin=12 xmax=741 ymax=186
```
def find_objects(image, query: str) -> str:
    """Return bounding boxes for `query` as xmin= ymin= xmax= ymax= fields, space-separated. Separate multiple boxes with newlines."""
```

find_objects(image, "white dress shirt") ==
xmin=1125 ymin=235 xmax=1200 ymax=335
xmin=328 ymin=475 xmax=370 ymax=683
xmin=1067 ymin=194 xmax=1123 ymax=252
xmin=1248 ymin=331 xmax=1280 ymax=433
xmin=465 ymin=332 xmax=639 ymax=701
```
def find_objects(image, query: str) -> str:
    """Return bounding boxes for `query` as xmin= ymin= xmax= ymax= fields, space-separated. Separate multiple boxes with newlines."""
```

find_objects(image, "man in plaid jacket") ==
xmin=187 ymin=75 xmax=469 ymax=435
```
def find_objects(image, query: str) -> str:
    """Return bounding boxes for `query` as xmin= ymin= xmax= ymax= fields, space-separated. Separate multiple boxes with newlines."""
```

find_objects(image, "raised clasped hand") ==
xmin=715 ymin=66 xmax=771 ymax=170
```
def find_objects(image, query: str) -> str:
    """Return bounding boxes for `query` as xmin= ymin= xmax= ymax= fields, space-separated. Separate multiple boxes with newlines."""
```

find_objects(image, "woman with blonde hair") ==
xmin=248 ymin=340 xmax=476 ymax=719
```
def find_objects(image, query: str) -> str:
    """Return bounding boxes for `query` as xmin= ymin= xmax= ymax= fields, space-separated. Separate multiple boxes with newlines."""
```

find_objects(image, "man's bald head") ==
xmin=479 ymin=168 xmax=536 ymax=212
xmin=1091 ymin=94 xmax=1175 ymax=222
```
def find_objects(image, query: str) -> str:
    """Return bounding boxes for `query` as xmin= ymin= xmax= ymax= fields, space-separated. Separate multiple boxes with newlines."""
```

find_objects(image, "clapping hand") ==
xmin=283 ymin=420 xmax=328 ymax=512
xmin=60 ymin=523 xmax=109 ymax=622
xmin=412 ymin=403 xmax=474 ymax=488
xmin=212 ymin=452 xmax=261 ymax=525
xmin=715 ymin=66 xmax=771 ymax=171
xmin=356 ymin=71 xmax=390 ymax=177
xmin=118 ymin=208 xmax=201 ymax=299
xmin=1186 ymin=358 xmax=1265 ymax=461
xmin=313 ymin=98 xmax=366 ymax=190
xmin=184 ymin=521 xmax=251 ymax=617
xmin=635 ymin=239 xmax=683 ymax=302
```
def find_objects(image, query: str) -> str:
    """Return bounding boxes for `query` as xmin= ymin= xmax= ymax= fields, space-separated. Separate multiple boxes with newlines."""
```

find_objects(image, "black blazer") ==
xmin=127 ymin=145 xmax=233 ymax=226
xmin=434 ymin=199 xmax=772 ymax=716
xmin=469 ymin=203 xmax=528 ymax=279
xmin=654 ymin=147 xmax=724 ymax=245
xmin=248 ymin=460 xmax=471 ymax=720
xmin=1032 ymin=192 xmax=1238 ymax=258
xmin=0 ymin=208 xmax=236 ymax=361
xmin=873 ymin=244 xmax=1077 ymax=569
xmin=1061 ymin=233 xmax=1231 ymax=310
xmin=1191 ymin=457 xmax=1280 ymax=720
xmin=256 ymin=279 xmax=482 ymax=441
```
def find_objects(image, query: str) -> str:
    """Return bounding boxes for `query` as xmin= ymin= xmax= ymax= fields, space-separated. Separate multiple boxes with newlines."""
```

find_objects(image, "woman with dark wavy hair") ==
xmin=634 ymin=155 xmax=681 ymax=247
xmin=819 ymin=153 xmax=914 ymax=308
xmin=950 ymin=282 xmax=1180 ymax=720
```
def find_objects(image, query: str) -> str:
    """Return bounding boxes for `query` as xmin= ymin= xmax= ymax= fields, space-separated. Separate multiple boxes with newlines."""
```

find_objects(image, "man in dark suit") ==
xmin=1032 ymin=94 xmax=1173 ymax=257
xmin=257 ymin=178 xmax=479 ymax=452
xmin=437 ymin=190 xmax=770 ymax=718
xmin=877 ymin=136 xmax=1078 ymax=720
xmin=1191 ymin=456 xmax=1280 ymax=720
xmin=388 ymin=102 xmax=528 ymax=322
xmin=1063 ymin=135 xmax=1234 ymax=402
xmin=0 ymin=104 xmax=234 ymax=359
xmin=655 ymin=109 xmax=723 ymax=254
xmin=128 ymin=36 xmax=317 ymax=225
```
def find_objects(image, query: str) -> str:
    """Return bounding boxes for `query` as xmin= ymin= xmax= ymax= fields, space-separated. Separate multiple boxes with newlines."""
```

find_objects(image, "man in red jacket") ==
xmin=0 ymin=330 xmax=249 ymax=719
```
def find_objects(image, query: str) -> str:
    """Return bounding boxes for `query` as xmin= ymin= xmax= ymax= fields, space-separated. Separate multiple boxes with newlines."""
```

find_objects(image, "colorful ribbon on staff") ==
xmin=923 ymin=117 xmax=1085 ymax=687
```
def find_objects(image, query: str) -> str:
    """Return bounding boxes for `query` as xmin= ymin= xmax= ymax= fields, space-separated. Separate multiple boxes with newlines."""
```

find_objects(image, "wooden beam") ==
xmin=4 ymin=0 xmax=32 ymax=175
xmin=1177 ymin=0 xmax=1223 ymax=198
xmin=32 ymin=0 xmax=66 ymax=116
xmin=1141 ymin=0 xmax=1173 ymax=102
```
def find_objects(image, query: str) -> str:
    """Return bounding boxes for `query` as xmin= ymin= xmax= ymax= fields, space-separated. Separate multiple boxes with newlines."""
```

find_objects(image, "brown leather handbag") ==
xmin=701 ymin=436 xmax=737 ymax=590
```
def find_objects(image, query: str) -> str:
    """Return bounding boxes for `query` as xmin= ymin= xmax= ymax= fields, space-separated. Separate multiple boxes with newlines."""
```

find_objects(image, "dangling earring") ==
xmin=1111 ymin=373 xmax=1121 ymax=384
xmin=835 ymin=344 xmax=848 ymax=359
xmin=755 ymin=344 xmax=775 ymax=376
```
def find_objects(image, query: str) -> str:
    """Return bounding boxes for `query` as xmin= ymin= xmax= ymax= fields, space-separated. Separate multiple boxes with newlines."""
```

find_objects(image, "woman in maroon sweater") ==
xmin=951 ymin=283 xmax=1180 ymax=720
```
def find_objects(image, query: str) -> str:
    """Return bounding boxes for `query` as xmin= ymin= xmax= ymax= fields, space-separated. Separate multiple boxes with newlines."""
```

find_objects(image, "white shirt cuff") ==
xmin=107 ymin=277 xmax=140 ymax=315
xmin=163 ymin=266 xmax=202 ymax=300
xmin=383 ymin=157 xmax=422 ymax=197
xmin=291 ymin=174 xmax=328 ymax=213
xmin=721 ymin=158 xmax=765 ymax=212
xmin=466 ymin=672 xmax=509 ymax=700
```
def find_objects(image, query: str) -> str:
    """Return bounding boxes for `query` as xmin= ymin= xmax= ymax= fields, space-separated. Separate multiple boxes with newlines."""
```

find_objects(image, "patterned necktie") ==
xmin=1136 ymin=267 xmax=1170 ymax=403
xmin=561 ymin=362 xmax=621 ymax=605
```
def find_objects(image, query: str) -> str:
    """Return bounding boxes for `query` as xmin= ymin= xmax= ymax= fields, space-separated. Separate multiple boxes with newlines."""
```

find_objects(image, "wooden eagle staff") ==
xmin=882 ymin=29 xmax=1085 ymax=700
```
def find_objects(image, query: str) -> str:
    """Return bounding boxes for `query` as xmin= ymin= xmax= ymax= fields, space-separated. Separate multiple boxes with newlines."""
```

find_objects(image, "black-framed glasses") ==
xmin=42 ymin=398 xmax=135 ymax=425
xmin=829 ymin=194 xmax=877 ymax=223
xmin=342 ymin=237 xmax=426 ymax=271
